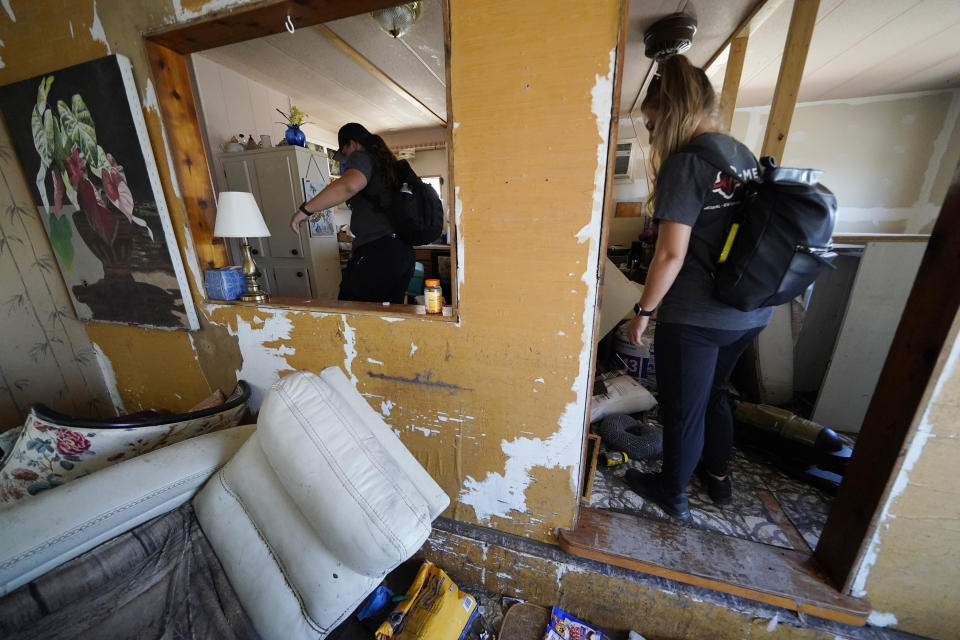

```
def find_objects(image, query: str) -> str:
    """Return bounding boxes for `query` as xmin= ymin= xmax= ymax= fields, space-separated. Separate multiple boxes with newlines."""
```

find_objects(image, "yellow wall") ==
xmin=853 ymin=306 xmax=960 ymax=639
xmin=0 ymin=0 xmax=620 ymax=541
xmin=5 ymin=2 xmax=960 ymax=638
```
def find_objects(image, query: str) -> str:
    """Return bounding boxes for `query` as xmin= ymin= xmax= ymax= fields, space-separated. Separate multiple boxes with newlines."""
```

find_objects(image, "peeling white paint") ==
xmin=457 ymin=50 xmax=614 ymax=521
xmin=1 ymin=0 xmax=14 ymax=22
xmin=765 ymin=613 xmax=779 ymax=631
xmin=867 ymin=611 xmax=899 ymax=627
xmin=186 ymin=333 xmax=204 ymax=368
xmin=380 ymin=316 xmax=404 ymax=323
xmin=341 ymin=315 xmax=359 ymax=387
xmin=410 ymin=342 xmax=418 ymax=357
xmin=89 ymin=1 xmax=110 ymax=53
xmin=69 ymin=21 xmax=74 ymax=38
xmin=171 ymin=0 xmax=247 ymax=22
xmin=459 ymin=411 xmax=589 ymax=520
xmin=226 ymin=310 xmax=295 ymax=410
xmin=380 ymin=400 xmax=395 ymax=417
xmin=454 ymin=185 xmax=464 ymax=293
xmin=0 ymin=57 xmax=4 ymax=70
xmin=851 ymin=315 xmax=960 ymax=597
xmin=534 ymin=377 xmax=545 ymax=384
xmin=557 ymin=331 xmax=565 ymax=336
xmin=367 ymin=358 xmax=383 ymax=365
xmin=90 ymin=342 xmax=126 ymax=415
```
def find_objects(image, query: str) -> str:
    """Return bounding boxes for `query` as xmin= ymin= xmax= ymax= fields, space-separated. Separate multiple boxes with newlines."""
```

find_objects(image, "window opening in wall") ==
xmin=185 ymin=0 xmax=453 ymax=316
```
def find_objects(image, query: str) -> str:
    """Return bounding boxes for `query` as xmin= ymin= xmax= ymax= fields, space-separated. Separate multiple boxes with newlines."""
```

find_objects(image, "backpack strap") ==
xmin=677 ymin=139 xmax=756 ymax=267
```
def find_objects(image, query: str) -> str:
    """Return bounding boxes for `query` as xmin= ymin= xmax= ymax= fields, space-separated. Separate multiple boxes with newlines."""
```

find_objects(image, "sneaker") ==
xmin=698 ymin=467 xmax=733 ymax=505
xmin=624 ymin=469 xmax=690 ymax=520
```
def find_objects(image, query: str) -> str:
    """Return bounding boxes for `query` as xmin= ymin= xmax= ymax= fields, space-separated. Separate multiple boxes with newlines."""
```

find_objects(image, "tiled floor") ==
xmin=587 ymin=438 xmax=838 ymax=551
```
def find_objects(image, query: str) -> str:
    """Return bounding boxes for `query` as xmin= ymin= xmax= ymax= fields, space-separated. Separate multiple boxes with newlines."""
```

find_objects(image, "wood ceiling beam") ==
xmin=314 ymin=24 xmax=446 ymax=127
xmin=717 ymin=35 xmax=748 ymax=133
xmin=760 ymin=0 xmax=819 ymax=162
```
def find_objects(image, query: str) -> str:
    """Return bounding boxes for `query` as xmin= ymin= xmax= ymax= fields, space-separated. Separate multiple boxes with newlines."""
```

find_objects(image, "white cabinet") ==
xmin=219 ymin=146 xmax=340 ymax=299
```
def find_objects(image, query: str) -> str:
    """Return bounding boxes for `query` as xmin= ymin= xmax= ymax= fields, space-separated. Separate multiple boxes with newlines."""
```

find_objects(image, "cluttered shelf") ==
xmin=208 ymin=296 xmax=457 ymax=321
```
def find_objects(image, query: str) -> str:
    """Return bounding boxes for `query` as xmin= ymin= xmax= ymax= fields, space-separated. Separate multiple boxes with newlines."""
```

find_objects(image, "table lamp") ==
xmin=213 ymin=191 xmax=272 ymax=303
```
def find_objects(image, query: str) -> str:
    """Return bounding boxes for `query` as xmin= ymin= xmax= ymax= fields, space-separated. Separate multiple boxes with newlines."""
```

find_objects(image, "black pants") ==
xmin=654 ymin=322 xmax=766 ymax=496
xmin=338 ymin=235 xmax=415 ymax=304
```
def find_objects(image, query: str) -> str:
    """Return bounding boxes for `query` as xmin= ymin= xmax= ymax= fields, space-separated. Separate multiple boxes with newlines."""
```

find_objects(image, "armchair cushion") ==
xmin=0 ymin=382 xmax=250 ymax=509
xmin=194 ymin=368 xmax=450 ymax=640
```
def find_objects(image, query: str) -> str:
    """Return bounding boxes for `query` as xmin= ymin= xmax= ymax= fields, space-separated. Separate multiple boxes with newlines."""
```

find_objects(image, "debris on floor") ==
xmin=375 ymin=560 xmax=478 ymax=640
xmin=543 ymin=606 xmax=604 ymax=639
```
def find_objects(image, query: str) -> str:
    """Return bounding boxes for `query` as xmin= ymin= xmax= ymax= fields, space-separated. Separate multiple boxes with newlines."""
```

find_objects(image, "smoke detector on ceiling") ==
xmin=643 ymin=14 xmax=698 ymax=61
xmin=370 ymin=2 xmax=423 ymax=38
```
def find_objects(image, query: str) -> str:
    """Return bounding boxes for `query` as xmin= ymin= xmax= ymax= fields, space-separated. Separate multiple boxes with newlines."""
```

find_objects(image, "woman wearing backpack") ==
xmin=291 ymin=122 xmax=415 ymax=303
xmin=623 ymin=56 xmax=773 ymax=520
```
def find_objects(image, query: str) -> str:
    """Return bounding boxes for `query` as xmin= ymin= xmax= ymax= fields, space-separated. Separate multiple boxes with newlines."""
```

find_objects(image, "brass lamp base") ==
xmin=240 ymin=237 xmax=268 ymax=303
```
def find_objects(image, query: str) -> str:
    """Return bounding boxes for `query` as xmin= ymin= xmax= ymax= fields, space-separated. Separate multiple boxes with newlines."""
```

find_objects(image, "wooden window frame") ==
xmin=143 ymin=0 xmax=457 ymax=316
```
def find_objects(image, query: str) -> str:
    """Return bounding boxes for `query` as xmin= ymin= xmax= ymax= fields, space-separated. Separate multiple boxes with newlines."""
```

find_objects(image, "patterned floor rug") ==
xmin=586 ymin=437 xmax=844 ymax=551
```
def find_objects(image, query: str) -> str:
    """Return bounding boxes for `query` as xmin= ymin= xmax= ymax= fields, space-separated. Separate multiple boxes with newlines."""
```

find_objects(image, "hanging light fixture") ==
xmin=370 ymin=2 xmax=422 ymax=38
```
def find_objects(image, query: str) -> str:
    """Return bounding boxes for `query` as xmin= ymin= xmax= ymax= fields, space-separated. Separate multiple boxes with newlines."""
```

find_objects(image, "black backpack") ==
xmin=689 ymin=146 xmax=839 ymax=311
xmin=361 ymin=160 xmax=444 ymax=246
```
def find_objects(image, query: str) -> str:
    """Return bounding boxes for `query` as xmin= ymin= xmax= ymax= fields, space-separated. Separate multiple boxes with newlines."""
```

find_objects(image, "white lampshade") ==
xmin=213 ymin=191 xmax=271 ymax=238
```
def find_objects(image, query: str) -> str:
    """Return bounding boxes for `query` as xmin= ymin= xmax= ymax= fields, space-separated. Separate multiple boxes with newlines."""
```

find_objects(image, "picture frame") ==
xmin=303 ymin=177 xmax=335 ymax=237
xmin=0 ymin=54 xmax=199 ymax=330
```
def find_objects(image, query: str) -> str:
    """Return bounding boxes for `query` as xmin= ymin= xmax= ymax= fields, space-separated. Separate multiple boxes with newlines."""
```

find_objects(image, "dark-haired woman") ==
xmin=623 ymin=56 xmax=772 ymax=520
xmin=291 ymin=122 xmax=414 ymax=303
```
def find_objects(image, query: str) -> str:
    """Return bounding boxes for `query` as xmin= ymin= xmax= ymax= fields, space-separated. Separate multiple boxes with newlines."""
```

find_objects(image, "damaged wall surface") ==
xmin=731 ymin=89 xmax=960 ymax=235
xmin=849 ymin=308 xmax=960 ymax=639
xmin=0 ymin=0 xmax=620 ymax=541
xmin=3 ymin=2 xmax=960 ymax=638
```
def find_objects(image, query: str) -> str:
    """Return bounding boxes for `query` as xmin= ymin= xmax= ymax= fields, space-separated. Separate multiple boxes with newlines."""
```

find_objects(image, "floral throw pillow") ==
xmin=0 ymin=393 xmax=248 ymax=508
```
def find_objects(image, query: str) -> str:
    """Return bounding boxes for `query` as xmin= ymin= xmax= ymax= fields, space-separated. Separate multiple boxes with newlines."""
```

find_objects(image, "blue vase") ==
xmin=285 ymin=124 xmax=306 ymax=147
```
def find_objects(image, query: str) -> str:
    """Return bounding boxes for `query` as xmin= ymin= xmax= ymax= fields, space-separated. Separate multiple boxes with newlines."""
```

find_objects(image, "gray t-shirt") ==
xmin=343 ymin=150 xmax=395 ymax=249
xmin=653 ymin=132 xmax=773 ymax=330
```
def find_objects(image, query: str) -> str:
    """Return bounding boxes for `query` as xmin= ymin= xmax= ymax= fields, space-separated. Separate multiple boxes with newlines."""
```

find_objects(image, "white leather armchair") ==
xmin=0 ymin=367 xmax=449 ymax=640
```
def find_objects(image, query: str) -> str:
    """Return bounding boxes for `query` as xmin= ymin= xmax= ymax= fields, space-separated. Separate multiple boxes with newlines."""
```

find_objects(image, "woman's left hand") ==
xmin=626 ymin=313 xmax=649 ymax=347
xmin=290 ymin=210 xmax=308 ymax=234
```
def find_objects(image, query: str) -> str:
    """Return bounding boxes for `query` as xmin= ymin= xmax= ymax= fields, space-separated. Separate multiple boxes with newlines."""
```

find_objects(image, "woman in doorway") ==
xmin=624 ymin=55 xmax=772 ymax=520
xmin=290 ymin=122 xmax=414 ymax=303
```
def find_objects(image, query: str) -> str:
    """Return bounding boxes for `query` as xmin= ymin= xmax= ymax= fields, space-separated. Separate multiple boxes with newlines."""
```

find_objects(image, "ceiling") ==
xmin=705 ymin=0 xmax=960 ymax=108
xmin=197 ymin=0 xmax=960 ymax=136
xmin=619 ymin=0 xmax=758 ymax=117
xmin=196 ymin=0 xmax=446 ymax=138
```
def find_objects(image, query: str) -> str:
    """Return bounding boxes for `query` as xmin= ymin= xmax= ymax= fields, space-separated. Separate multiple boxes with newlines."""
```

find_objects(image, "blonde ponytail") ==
xmin=642 ymin=55 xmax=717 ymax=211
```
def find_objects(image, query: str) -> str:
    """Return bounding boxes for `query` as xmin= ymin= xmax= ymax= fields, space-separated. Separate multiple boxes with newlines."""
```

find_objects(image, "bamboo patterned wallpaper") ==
xmin=0 ymin=121 xmax=112 ymax=431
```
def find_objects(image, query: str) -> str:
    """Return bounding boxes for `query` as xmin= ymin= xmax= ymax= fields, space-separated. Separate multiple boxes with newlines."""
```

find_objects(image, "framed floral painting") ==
xmin=0 ymin=55 xmax=199 ymax=330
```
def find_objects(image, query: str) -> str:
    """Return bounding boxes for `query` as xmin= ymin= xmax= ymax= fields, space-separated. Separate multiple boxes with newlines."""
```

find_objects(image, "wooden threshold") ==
xmin=559 ymin=506 xmax=870 ymax=627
